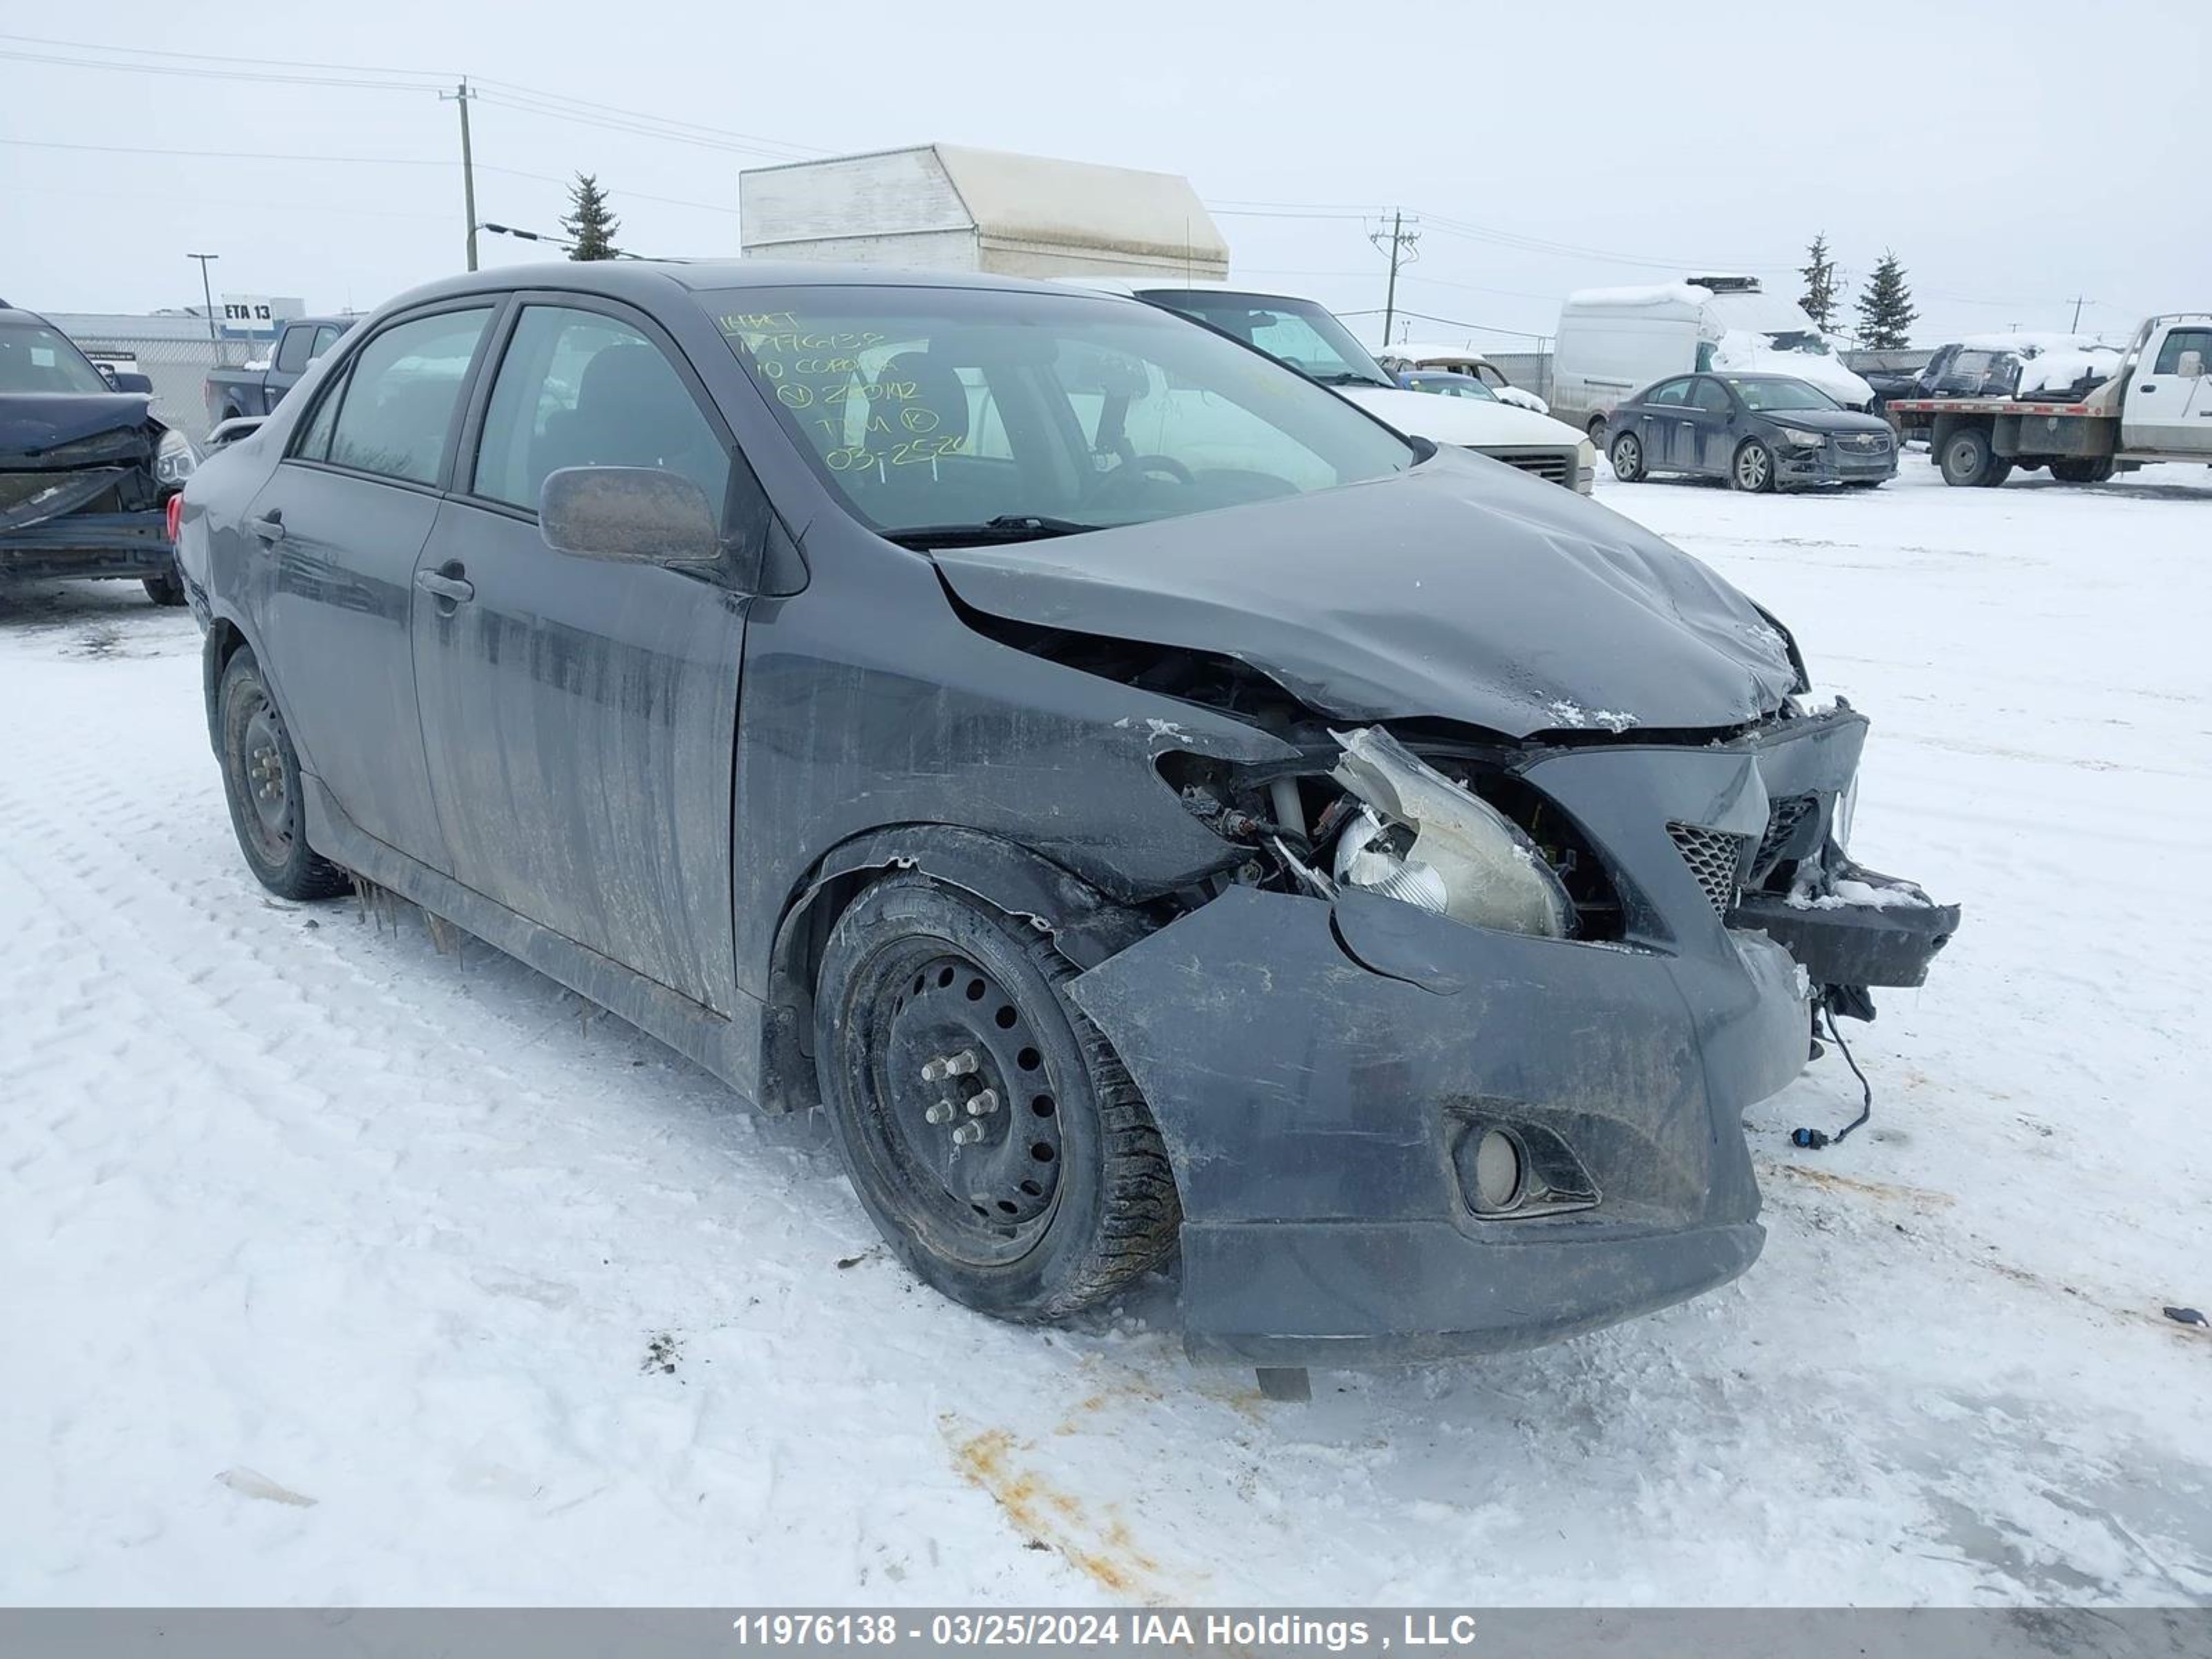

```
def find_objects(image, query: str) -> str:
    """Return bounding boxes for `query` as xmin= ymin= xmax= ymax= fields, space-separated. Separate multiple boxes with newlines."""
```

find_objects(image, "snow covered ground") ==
xmin=3 ymin=459 xmax=2208 ymax=1608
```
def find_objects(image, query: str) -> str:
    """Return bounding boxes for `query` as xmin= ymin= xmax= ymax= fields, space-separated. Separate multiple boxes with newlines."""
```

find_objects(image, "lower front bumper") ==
xmin=0 ymin=508 xmax=175 ymax=581
xmin=1069 ymin=885 xmax=1810 ymax=1368
xmin=1780 ymin=448 xmax=1897 ymax=485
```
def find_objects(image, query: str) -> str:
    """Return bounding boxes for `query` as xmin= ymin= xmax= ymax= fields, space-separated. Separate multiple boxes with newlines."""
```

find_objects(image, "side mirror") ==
xmin=538 ymin=466 xmax=721 ymax=563
xmin=2179 ymin=350 xmax=2205 ymax=379
xmin=110 ymin=371 xmax=155 ymax=394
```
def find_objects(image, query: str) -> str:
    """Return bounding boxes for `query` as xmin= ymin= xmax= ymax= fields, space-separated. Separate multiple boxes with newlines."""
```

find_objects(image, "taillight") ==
xmin=165 ymin=494 xmax=183 ymax=543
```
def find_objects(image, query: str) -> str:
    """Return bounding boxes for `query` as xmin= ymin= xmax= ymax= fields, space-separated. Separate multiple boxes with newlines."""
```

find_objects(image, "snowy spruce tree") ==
xmin=1798 ymin=234 xmax=1838 ymax=330
xmin=1855 ymin=251 xmax=1918 ymax=350
xmin=562 ymin=174 xmax=621 ymax=261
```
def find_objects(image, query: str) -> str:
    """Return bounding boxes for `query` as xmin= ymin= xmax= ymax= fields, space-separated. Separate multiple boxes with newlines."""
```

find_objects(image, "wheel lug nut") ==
xmin=950 ymin=1122 xmax=984 ymax=1146
xmin=966 ymin=1089 xmax=999 ymax=1116
xmin=921 ymin=1048 xmax=981 ymax=1083
xmin=924 ymin=1100 xmax=955 ymax=1125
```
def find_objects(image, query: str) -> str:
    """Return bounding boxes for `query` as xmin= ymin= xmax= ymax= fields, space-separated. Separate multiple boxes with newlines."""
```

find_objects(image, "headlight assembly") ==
xmin=155 ymin=427 xmax=198 ymax=485
xmin=1329 ymin=727 xmax=1573 ymax=938
xmin=1778 ymin=427 xmax=1826 ymax=450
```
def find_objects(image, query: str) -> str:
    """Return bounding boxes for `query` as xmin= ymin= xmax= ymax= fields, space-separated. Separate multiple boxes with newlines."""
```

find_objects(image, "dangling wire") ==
xmin=1792 ymin=997 xmax=1873 ymax=1150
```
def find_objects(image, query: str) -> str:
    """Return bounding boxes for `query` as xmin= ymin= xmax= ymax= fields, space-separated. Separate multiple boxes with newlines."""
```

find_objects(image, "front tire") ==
xmin=216 ymin=648 xmax=351 ymax=901
xmin=814 ymin=874 xmax=1180 ymax=1322
xmin=1732 ymin=438 xmax=1777 ymax=493
xmin=1609 ymin=431 xmax=1646 ymax=482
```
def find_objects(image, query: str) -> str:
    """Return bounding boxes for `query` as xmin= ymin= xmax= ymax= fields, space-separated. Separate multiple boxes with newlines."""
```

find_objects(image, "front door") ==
xmin=409 ymin=298 xmax=755 ymax=1011
xmin=245 ymin=302 xmax=497 ymax=868
xmin=2122 ymin=324 xmax=2212 ymax=456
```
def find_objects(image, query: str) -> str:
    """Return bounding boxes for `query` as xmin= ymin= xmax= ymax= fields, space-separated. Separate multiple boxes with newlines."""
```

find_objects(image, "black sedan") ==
xmin=1 ymin=301 xmax=196 ymax=602
xmin=1606 ymin=372 xmax=1897 ymax=492
xmin=174 ymin=262 xmax=1955 ymax=1384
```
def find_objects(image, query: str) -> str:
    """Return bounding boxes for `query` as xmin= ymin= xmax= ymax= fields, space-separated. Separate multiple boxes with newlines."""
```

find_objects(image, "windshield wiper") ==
xmin=1309 ymin=371 xmax=1390 ymax=388
xmin=887 ymin=514 xmax=1104 ymax=550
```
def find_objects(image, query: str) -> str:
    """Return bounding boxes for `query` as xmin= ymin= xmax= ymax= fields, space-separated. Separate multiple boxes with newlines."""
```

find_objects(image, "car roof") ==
xmin=386 ymin=259 xmax=1145 ymax=312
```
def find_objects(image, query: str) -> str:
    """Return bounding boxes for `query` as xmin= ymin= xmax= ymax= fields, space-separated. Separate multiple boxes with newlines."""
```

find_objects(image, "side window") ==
xmin=1647 ymin=379 xmax=1692 ymax=407
xmin=327 ymin=308 xmax=493 ymax=485
xmin=292 ymin=366 xmax=348 ymax=460
xmin=472 ymin=305 xmax=729 ymax=514
xmin=310 ymin=324 xmax=344 ymax=362
xmin=1691 ymin=379 xmax=1733 ymax=414
xmin=2153 ymin=328 xmax=2212 ymax=375
xmin=274 ymin=326 xmax=314 ymax=374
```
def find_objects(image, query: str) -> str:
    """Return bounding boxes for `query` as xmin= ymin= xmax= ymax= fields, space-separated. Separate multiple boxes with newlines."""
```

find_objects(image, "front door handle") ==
xmin=415 ymin=568 xmax=475 ymax=604
xmin=247 ymin=511 xmax=285 ymax=543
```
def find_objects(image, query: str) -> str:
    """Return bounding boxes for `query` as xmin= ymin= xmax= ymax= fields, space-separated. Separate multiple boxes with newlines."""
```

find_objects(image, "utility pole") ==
xmin=442 ymin=77 xmax=479 ymax=272
xmin=187 ymin=252 xmax=219 ymax=343
xmin=1369 ymin=209 xmax=1420 ymax=354
xmin=2069 ymin=294 xmax=2090 ymax=332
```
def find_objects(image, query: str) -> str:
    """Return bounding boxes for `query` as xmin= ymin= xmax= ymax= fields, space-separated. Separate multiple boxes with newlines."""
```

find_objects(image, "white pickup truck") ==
xmin=1886 ymin=313 xmax=2212 ymax=487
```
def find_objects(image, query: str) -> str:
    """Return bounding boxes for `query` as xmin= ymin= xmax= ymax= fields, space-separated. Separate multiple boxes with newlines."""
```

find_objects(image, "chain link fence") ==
xmin=67 ymin=333 xmax=263 ymax=444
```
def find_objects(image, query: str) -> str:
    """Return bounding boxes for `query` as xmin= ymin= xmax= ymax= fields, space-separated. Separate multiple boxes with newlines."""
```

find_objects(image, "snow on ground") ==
xmin=3 ymin=459 xmax=2209 ymax=1607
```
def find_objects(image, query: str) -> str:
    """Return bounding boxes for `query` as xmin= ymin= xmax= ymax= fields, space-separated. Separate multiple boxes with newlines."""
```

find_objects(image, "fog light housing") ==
xmin=1452 ymin=1119 xmax=1601 ymax=1219
xmin=1468 ymin=1128 xmax=1525 ymax=1213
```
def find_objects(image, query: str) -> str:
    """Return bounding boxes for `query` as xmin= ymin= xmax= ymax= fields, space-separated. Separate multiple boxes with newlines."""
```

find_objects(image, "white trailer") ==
xmin=1888 ymin=313 xmax=2212 ymax=487
xmin=738 ymin=144 xmax=1229 ymax=282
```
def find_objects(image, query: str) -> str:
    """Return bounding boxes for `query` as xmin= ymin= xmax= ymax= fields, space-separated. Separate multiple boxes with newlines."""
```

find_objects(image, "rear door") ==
xmin=241 ymin=302 xmax=496 ymax=868
xmin=2122 ymin=325 xmax=2212 ymax=455
xmin=1687 ymin=376 xmax=1738 ymax=474
xmin=409 ymin=295 xmax=756 ymax=1011
xmin=1639 ymin=377 xmax=1695 ymax=469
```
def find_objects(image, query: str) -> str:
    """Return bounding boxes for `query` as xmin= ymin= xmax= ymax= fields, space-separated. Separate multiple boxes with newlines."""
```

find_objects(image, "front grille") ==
xmin=1751 ymin=794 xmax=1816 ymax=881
xmin=1837 ymin=431 xmax=1891 ymax=454
xmin=1667 ymin=822 xmax=1747 ymax=915
xmin=1472 ymin=445 xmax=1575 ymax=487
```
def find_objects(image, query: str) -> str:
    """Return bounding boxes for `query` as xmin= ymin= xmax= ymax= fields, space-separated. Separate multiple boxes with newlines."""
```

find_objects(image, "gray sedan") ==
xmin=1606 ymin=372 xmax=1897 ymax=491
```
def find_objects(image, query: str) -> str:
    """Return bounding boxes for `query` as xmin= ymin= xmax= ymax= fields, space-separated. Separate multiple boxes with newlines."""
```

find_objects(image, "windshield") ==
xmin=1760 ymin=330 xmax=1834 ymax=357
xmin=0 ymin=321 xmax=114 ymax=395
xmin=1138 ymin=290 xmax=1396 ymax=390
xmin=1726 ymin=377 xmax=1841 ymax=413
xmin=711 ymin=286 xmax=1416 ymax=544
xmin=1402 ymin=373 xmax=1498 ymax=401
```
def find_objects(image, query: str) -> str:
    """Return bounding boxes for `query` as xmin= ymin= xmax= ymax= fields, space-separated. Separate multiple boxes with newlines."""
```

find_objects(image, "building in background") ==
xmin=739 ymin=144 xmax=1228 ymax=282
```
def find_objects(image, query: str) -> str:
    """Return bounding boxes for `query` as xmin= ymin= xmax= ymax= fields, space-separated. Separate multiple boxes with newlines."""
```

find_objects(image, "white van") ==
xmin=1551 ymin=276 xmax=1873 ymax=436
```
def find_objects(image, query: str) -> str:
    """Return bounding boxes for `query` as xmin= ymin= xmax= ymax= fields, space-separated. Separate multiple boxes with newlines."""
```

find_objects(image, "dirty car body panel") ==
xmin=176 ymin=261 xmax=1956 ymax=1370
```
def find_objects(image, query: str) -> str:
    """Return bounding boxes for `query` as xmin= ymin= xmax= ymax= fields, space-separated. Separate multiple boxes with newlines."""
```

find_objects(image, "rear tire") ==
xmin=814 ymin=873 xmax=1180 ymax=1322
xmin=1939 ymin=427 xmax=2012 ymax=487
xmin=1609 ymin=431 xmax=1646 ymax=482
xmin=216 ymin=648 xmax=351 ymax=901
xmin=1585 ymin=413 xmax=1609 ymax=442
xmin=142 ymin=570 xmax=185 ymax=606
xmin=1731 ymin=438 xmax=1776 ymax=494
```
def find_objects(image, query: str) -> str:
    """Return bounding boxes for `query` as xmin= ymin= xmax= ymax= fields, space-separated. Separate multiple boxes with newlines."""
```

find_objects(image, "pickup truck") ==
xmin=203 ymin=316 xmax=353 ymax=428
xmin=1886 ymin=314 xmax=2211 ymax=487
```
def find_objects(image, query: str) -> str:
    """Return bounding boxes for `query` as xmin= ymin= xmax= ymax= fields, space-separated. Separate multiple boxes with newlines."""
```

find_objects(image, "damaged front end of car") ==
xmin=874 ymin=462 xmax=1959 ymax=1368
xmin=0 ymin=399 xmax=191 ymax=584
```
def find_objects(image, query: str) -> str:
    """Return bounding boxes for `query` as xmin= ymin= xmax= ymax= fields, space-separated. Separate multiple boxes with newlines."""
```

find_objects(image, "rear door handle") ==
xmin=415 ymin=568 xmax=475 ymax=604
xmin=248 ymin=512 xmax=285 ymax=543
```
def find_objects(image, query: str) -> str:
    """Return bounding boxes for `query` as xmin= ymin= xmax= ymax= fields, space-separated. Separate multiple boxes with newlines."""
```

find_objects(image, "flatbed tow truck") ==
xmin=1888 ymin=312 xmax=2211 ymax=487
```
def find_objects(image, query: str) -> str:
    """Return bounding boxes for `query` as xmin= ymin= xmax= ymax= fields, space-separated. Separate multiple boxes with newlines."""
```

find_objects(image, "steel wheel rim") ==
xmin=1949 ymin=437 xmax=1978 ymax=478
xmin=233 ymin=687 xmax=294 ymax=863
xmin=859 ymin=944 xmax=1066 ymax=1264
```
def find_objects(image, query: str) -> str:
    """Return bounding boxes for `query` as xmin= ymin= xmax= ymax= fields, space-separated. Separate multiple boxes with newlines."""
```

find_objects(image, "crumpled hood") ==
xmin=0 ymin=391 xmax=158 ymax=464
xmin=1338 ymin=384 xmax=1586 ymax=449
xmin=1755 ymin=406 xmax=1894 ymax=435
xmin=934 ymin=449 xmax=1802 ymax=738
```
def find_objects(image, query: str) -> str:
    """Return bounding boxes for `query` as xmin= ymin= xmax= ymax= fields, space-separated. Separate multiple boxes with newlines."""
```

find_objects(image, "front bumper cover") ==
xmin=1067 ymin=708 xmax=1954 ymax=1367
xmin=0 ymin=507 xmax=174 ymax=581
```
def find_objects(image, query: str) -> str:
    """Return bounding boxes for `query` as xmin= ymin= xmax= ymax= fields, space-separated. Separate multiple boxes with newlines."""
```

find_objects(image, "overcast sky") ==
xmin=4 ymin=1 xmax=2200 ymax=348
